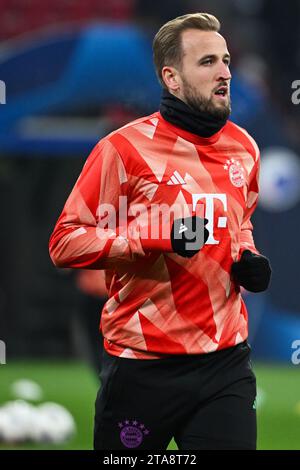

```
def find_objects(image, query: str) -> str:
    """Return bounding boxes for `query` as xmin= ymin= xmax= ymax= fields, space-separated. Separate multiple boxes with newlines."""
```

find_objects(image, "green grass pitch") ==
xmin=0 ymin=361 xmax=299 ymax=450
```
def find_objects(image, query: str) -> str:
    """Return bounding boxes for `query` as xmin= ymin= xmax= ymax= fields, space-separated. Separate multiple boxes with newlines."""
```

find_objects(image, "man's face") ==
xmin=173 ymin=29 xmax=232 ymax=119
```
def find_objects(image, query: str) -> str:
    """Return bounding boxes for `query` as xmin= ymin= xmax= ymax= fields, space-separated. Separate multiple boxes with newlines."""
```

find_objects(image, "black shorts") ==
xmin=94 ymin=341 xmax=257 ymax=450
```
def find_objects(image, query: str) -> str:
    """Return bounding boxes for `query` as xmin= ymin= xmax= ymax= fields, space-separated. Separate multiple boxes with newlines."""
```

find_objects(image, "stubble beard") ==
xmin=181 ymin=76 xmax=231 ymax=121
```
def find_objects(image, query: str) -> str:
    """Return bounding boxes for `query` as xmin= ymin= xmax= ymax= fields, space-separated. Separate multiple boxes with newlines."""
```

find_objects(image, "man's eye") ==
xmin=202 ymin=59 xmax=213 ymax=65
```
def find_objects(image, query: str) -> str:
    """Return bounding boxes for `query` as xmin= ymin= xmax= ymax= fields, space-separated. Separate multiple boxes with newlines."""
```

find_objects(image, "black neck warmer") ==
xmin=159 ymin=89 xmax=228 ymax=138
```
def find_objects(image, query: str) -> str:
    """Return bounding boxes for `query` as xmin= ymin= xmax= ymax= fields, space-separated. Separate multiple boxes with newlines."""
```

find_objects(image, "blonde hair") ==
xmin=153 ymin=13 xmax=221 ymax=87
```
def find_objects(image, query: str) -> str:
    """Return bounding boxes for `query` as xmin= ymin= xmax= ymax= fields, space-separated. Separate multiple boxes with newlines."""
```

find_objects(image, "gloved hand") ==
xmin=231 ymin=250 xmax=271 ymax=292
xmin=171 ymin=215 xmax=209 ymax=258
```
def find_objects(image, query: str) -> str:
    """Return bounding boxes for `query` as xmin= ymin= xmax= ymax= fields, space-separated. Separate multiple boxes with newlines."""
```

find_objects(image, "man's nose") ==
xmin=217 ymin=62 xmax=232 ymax=81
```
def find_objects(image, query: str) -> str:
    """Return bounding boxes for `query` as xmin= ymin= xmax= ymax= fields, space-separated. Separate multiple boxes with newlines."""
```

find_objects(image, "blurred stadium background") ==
xmin=0 ymin=0 xmax=300 ymax=450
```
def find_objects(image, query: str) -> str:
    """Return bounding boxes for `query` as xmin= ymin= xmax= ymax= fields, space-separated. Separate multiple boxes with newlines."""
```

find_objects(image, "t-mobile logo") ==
xmin=192 ymin=193 xmax=227 ymax=245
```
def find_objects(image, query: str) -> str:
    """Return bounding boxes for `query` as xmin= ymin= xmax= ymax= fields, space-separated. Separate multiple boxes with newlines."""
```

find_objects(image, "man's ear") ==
xmin=161 ymin=66 xmax=181 ymax=92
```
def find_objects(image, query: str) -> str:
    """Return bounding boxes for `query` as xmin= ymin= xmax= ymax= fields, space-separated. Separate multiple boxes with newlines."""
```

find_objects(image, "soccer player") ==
xmin=49 ymin=13 xmax=271 ymax=450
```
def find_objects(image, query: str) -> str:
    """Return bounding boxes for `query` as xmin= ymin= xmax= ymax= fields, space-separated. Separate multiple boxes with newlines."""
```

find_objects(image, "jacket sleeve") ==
xmin=49 ymin=138 xmax=145 ymax=269
xmin=239 ymin=155 xmax=260 ymax=258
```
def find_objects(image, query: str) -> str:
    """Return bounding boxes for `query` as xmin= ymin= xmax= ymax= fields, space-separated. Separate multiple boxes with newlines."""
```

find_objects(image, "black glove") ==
xmin=171 ymin=215 xmax=209 ymax=258
xmin=231 ymin=250 xmax=271 ymax=292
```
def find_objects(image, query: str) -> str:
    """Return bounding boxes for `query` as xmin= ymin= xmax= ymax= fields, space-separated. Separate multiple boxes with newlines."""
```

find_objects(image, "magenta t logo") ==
xmin=192 ymin=193 xmax=228 ymax=245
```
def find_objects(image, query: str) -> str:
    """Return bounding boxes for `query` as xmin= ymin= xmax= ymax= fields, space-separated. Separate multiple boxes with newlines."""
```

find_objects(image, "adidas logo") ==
xmin=167 ymin=171 xmax=186 ymax=185
xmin=179 ymin=223 xmax=188 ymax=234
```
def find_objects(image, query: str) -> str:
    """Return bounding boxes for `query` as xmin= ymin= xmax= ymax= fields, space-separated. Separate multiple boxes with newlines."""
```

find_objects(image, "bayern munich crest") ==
xmin=118 ymin=420 xmax=150 ymax=448
xmin=223 ymin=158 xmax=245 ymax=187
